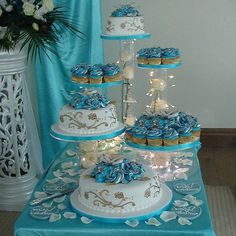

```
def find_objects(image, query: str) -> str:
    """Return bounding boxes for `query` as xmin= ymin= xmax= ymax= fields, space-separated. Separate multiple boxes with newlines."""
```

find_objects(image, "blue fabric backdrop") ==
xmin=35 ymin=0 xmax=104 ymax=168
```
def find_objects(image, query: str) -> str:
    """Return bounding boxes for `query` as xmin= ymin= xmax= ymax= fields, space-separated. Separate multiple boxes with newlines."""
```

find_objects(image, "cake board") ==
xmin=50 ymin=123 xmax=125 ymax=142
xmin=125 ymin=139 xmax=201 ymax=152
xmin=101 ymin=33 xmax=151 ymax=41
xmin=138 ymin=62 xmax=182 ymax=70
xmin=70 ymin=183 xmax=172 ymax=223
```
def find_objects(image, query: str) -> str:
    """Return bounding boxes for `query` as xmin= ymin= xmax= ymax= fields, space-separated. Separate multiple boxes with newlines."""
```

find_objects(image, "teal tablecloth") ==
xmin=14 ymin=144 xmax=216 ymax=236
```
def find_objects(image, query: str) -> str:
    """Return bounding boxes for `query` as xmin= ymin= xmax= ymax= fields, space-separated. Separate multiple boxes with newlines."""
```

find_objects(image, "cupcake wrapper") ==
xmin=161 ymin=57 xmax=180 ymax=65
xmin=147 ymin=138 xmax=163 ymax=146
xmin=132 ymin=136 xmax=146 ymax=145
xmin=179 ymin=136 xmax=194 ymax=144
xmin=89 ymin=77 xmax=102 ymax=84
xmin=72 ymin=76 xmax=88 ymax=83
xmin=148 ymin=58 xmax=162 ymax=65
xmin=163 ymin=139 xmax=179 ymax=146
xmin=104 ymin=73 xmax=122 ymax=82
xmin=137 ymin=57 xmax=149 ymax=64
xmin=192 ymin=130 xmax=201 ymax=138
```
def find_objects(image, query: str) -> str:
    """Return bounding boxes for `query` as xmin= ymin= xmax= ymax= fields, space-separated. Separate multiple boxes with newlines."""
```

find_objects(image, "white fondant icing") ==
xmin=59 ymin=104 xmax=118 ymax=134
xmin=105 ymin=16 xmax=144 ymax=36
xmin=78 ymin=166 xmax=162 ymax=214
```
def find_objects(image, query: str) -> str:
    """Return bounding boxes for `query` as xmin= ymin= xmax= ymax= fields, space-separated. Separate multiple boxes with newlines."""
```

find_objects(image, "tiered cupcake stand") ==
xmin=49 ymin=29 xmax=201 ymax=223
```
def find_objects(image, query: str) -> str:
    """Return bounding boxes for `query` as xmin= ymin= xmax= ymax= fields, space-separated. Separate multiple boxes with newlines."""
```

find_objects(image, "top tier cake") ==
xmin=105 ymin=4 xmax=145 ymax=36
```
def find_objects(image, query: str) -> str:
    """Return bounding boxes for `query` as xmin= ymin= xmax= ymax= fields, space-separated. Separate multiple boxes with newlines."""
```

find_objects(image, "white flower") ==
xmin=32 ymin=22 xmax=39 ymax=31
xmin=43 ymin=0 xmax=54 ymax=12
xmin=33 ymin=5 xmax=48 ymax=20
xmin=0 ymin=0 xmax=7 ymax=8
xmin=0 ymin=26 xmax=7 ymax=39
xmin=0 ymin=8 xmax=2 ymax=17
xmin=5 ymin=5 xmax=13 ymax=12
xmin=23 ymin=2 xmax=35 ymax=16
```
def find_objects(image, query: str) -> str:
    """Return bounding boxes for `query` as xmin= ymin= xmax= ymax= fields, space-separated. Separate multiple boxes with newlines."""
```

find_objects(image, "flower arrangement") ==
xmin=0 ymin=0 xmax=81 ymax=59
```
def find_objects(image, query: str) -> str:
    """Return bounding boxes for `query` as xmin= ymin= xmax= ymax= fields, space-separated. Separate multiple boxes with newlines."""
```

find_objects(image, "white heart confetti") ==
xmin=178 ymin=217 xmax=192 ymax=225
xmin=42 ymin=201 xmax=53 ymax=208
xmin=125 ymin=219 xmax=139 ymax=227
xmin=49 ymin=213 xmax=61 ymax=222
xmin=63 ymin=211 xmax=77 ymax=219
xmin=46 ymin=178 xmax=60 ymax=184
xmin=173 ymin=200 xmax=189 ymax=208
xmin=81 ymin=216 xmax=93 ymax=224
xmin=160 ymin=211 xmax=177 ymax=222
xmin=53 ymin=195 xmax=66 ymax=203
xmin=34 ymin=191 xmax=47 ymax=198
xmin=145 ymin=217 xmax=161 ymax=226
xmin=57 ymin=204 xmax=66 ymax=210
xmin=61 ymin=162 xmax=74 ymax=169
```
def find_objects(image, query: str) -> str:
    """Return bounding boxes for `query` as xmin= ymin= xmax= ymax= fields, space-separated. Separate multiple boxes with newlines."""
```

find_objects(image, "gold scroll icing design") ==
xmin=84 ymin=189 xmax=135 ymax=209
xmin=60 ymin=111 xmax=109 ymax=130
xmin=144 ymin=176 xmax=161 ymax=198
xmin=120 ymin=18 xmax=144 ymax=32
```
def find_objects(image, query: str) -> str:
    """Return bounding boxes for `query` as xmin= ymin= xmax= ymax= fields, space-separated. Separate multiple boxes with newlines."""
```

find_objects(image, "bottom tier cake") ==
xmin=77 ymin=159 xmax=162 ymax=215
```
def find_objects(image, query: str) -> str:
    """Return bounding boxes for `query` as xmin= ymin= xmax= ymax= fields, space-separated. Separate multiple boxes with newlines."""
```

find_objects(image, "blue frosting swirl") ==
xmin=89 ymin=65 xmax=103 ymax=79
xmin=161 ymin=48 xmax=180 ymax=58
xmin=71 ymin=64 xmax=90 ymax=77
xmin=102 ymin=63 xmax=121 ymax=76
xmin=163 ymin=128 xmax=179 ymax=140
xmin=69 ymin=89 xmax=109 ymax=110
xmin=91 ymin=159 xmax=145 ymax=184
xmin=147 ymin=129 xmax=162 ymax=139
xmin=111 ymin=5 xmax=141 ymax=17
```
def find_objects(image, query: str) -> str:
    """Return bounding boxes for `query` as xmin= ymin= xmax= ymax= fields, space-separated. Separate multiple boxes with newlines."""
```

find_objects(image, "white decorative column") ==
xmin=0 ymin=50 xmax=38 ymax=211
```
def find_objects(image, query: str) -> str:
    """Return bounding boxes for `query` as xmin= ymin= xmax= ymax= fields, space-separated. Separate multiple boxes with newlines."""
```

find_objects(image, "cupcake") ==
xmin=148 ymin=47 xmax=162 ymax=65
xmin=71 ymin=64 xmax=89 ymax=83
xmin=192 ymin=123 xmax=201 ymax=138
xmin=147 ymin=129 xmax=163 ymax=146
xmin=163 ymin=128 xmax=179 ymax=146
xmin=103 ymin=63 xmax=122 ymax=82
xmin=137 ymin=48 xmax=149 ymax=64
xmin=178 ymin=123 xmax=194 ymax=144
xmin=88 ymin=65 xmax=103 ymax=84
xmin=161 ymin=48 xmax=180 ymax=65
xmin=125 ymin=127 xmax=133 ymax=142
xmin=132 ymin=127 xmax=147 ymax=145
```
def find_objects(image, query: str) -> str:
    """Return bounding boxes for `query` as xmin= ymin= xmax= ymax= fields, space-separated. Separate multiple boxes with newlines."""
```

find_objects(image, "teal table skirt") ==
xmin=14 ymin=144 xmax=216 ymax=236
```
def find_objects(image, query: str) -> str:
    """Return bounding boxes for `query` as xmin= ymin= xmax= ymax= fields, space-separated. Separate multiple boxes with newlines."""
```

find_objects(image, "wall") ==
xmin=101 ymin=0 xmax=236 ymax=128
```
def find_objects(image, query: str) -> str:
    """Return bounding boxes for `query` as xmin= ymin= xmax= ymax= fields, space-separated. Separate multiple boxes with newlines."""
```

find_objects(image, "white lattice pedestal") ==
xmin=0 ymin=50 xmax=38 ymax=211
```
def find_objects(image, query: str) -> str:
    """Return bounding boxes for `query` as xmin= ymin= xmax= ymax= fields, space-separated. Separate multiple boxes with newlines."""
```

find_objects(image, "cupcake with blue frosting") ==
xmin=177 ymin=123 xmax=194 ymax=144
xmin=88 ymin=64 xmax=103 ymax=84
xmin=137 ymin=48 xmax=149 ymax=64
xmin=132 ymin=126 xmax=147 ymax=145
xmin=125 ymin=127 xmax=133 ymax=142
xmin=71 ymin=63 xmax=89 ymax=83
xmin=148 ymin=47 xmax=162 ymax=65
xmin=192 ymin=122 xmax=201 ymax=138
xmin=161 ymin=48 xmax=180 ymax=65
xmin=102 ymin=63 xmax=122 ymax=82
xmin=163 ymin=128 xmax=179 ymax=146
xmin=147 ymin=129 xmax=163 ymax=146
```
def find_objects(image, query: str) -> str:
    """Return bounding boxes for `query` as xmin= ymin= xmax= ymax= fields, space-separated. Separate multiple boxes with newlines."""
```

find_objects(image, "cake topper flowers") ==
xmin=0 ymin=0 xmax=82 ymax=60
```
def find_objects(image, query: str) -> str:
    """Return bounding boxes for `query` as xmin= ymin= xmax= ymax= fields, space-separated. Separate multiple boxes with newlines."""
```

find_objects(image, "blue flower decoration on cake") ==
xmin=161 ymin=48 xmax=180 ymax=58
xmin=69 ymin=89 xmax=109 ymax=110
xmin=111 ymin=5 xmax=141 ymax=17
xmin=91 ymin=159 xmax=145 ymax=184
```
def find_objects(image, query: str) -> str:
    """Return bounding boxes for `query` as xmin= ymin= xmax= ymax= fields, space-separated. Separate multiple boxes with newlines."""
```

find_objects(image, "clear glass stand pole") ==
xmin=120 ymin=40 xmax=136 ymax=126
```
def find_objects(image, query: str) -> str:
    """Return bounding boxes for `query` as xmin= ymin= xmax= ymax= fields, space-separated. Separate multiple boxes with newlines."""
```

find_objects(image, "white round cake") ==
xmin=105 ymin=16 xmax=144 ymax=36
xmin=59 ymin=103 xmax=118 ymax=135
xmin=78 ymin=163 xmax=162 ymax=214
